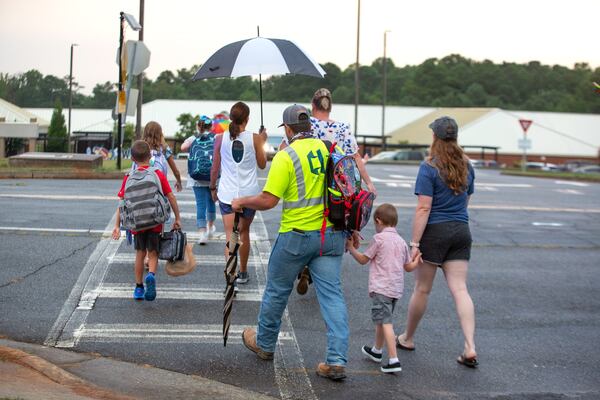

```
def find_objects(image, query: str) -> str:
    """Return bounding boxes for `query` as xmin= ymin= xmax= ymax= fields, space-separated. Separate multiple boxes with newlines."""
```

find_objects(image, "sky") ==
xmin=1 ymin=0 xmax=599 ymax=95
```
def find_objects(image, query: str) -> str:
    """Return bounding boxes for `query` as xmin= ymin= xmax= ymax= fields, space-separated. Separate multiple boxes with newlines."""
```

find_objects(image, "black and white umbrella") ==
xmin=193 ymin=35 xmax=326 ymax=128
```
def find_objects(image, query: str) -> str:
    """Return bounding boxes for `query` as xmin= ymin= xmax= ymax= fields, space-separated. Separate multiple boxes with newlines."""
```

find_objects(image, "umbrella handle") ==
xmin=233 ymin=212 xmax=241 ymax=233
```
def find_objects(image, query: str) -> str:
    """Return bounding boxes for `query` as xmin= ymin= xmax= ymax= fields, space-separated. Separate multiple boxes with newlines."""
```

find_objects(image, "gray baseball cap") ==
xmin=278 ymin=104 xmax=310 ymax=127
xmin=429 ymin=116 xmax=458 ymax=140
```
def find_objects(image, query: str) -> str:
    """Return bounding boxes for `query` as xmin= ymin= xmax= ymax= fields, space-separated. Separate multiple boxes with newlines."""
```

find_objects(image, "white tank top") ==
xmin=217 ymin=130 xmax=260 ymax=204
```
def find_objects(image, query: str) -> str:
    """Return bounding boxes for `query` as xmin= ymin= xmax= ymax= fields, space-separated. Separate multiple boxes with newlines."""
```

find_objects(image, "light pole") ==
xmin=354 ymin=0 xmax=361 ymax=139
xmin=381 ymin=30 xmax=390 ymax=151
xmin=135 ymin=0 xmax=145 ymax=139
xmin=68 ymin=43 xmax=78 ymax=153
xmin=117 ymin=12 xmax=141 ymax=170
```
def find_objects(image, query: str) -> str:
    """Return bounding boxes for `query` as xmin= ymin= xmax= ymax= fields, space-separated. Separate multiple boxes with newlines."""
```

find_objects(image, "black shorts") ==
xmin=133 ymin=231 xmax=160 ymax=252
xmin=420 ymin=221 xmax=472 ymax=266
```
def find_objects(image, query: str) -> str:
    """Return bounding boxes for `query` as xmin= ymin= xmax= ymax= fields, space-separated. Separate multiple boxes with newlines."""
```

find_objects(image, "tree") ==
xmin=175 ymin=113 xmax=198 ymax=141
xmin=47 ymin=101 xmax=68 ymax=152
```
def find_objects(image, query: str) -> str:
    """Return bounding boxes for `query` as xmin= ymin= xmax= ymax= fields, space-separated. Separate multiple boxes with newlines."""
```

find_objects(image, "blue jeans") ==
xmin=192 ymin=186 xmax=216 ymax=228
xmin=256 ymin=228 xmax=348 ymax=366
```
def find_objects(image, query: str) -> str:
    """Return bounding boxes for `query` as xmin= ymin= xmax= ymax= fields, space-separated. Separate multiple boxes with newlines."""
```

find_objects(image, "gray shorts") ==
xmin=371 ymin=293 xmax=397 ymax=324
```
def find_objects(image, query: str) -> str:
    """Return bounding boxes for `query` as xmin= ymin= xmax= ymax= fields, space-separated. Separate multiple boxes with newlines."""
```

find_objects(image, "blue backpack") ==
xmin=188 ymin=133 xmax=215 ymax=181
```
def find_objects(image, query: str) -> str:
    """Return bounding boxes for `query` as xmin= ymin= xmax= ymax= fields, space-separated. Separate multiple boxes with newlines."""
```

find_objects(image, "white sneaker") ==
xmin=197 ymin=230 xmax=208 ymax=245
xmin=207 ymin=224 xmax=216 ymax=239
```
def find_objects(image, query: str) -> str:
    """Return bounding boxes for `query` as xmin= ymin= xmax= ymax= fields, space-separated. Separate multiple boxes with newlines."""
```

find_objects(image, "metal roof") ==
xmin=0 ymin=98 xmax=49 ymax=126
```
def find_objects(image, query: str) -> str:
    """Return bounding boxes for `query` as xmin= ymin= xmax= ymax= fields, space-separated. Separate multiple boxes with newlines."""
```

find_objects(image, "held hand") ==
xmin=175 ymin=181 xmax=183 ymax=192
xmin=410 ymin=245 xmax=420 ymax=261
xmin=172 ymin=219 xmax=181 ymax=231
xmin=112 ymin=226 xmax=121 ymax=240
xmin=345 ymin=238 xmax=353 ymax=251
xmin=367 ymin=182 xmax=377 ymax=197
xmin=351 ymin=231 xmax=361 ymax=249
xmin=231 ymin=198 xmax=243 ymax=213
xmin=258 ymin=127 xmax=268 ymax=142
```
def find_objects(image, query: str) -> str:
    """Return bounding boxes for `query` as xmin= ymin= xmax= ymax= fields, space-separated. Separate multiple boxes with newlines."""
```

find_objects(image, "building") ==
xmin=0 ymin=98 xmax=49 ymax=157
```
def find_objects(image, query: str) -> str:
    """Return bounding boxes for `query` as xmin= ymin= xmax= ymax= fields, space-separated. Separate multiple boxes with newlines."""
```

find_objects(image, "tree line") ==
xmin=1 ymin=54 xmax=599 ymax=113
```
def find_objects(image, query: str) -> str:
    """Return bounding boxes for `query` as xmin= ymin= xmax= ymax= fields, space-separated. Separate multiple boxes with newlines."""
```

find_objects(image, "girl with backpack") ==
xmin=180 ymin=115 xmax=216 ymax=244
xmin=209 ymin=102 xmax=267 ymax=285
xmin=140 ymin=121 xmax=183 ymax=193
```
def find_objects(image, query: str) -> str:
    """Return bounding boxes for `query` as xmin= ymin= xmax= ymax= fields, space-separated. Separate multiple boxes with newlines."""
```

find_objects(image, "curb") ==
xmin=0 ymin=345 xmax=134 ymax=400
xmin=0 ymin=171 xmax=125 ymax=179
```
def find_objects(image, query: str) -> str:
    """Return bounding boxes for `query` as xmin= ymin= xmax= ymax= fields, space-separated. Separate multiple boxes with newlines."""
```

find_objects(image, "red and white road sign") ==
xmin=519 ymin=119 xmax=533 ymax=133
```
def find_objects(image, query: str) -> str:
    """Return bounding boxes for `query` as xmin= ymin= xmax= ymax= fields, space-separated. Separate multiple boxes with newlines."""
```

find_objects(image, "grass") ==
xmin=502 ymin=169 xmax=600 ymax=182
xmin=0 ymin=157 xmax=131 ymax=173
xmin=96 ymin=159 xmax=132 ymax=172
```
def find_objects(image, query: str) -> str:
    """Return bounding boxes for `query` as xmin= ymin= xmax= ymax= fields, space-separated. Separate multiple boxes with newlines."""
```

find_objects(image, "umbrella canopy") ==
xmin=193 ymin=37 xmax=326 ymax=80
xmin=223 ymin=212 xmax=242 ymax=346
xmin=211 ymin=119 xmax=230 ymax=134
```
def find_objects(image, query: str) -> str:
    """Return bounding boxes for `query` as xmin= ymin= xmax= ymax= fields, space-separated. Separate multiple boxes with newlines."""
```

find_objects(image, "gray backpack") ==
xmin=119 ymin=167 xmax=171 ymax=231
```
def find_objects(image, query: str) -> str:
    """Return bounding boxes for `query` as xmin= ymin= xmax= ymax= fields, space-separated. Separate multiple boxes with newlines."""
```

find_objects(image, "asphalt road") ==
xmin=1 ymin=162 xmax=599 ymax=400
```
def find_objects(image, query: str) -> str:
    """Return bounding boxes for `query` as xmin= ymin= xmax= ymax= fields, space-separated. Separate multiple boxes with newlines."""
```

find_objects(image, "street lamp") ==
xmin=117 ymin=12 xmax=142 ymax=170
xmin=354 ymin=0 xmax=361 ymax=141
xmin=68 ymin=43 xmax=78 ymax=153
xmin=381 ymin=30 xmax=391 ymax=151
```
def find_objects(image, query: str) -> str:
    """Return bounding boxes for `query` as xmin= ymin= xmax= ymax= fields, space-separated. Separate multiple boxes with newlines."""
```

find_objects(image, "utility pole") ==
xmin=354 ymin=0 xmax=361 ymax=139
xmin=68 ymin=43 xmax=78 ymax=152
xmin=117 ymin=12 xmax=125 ymax=170
xmin=135 ymin=0 xmax=145 ymax=139
xmin=381 ymin=30 xmax=390 ymax=151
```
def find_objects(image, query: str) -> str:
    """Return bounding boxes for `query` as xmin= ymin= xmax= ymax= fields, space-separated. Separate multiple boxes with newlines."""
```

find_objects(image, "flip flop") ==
xmin=457 ymin=354 xmax=479 ymax=368
xmin=396 ymin=336 xmax=415 ymax=351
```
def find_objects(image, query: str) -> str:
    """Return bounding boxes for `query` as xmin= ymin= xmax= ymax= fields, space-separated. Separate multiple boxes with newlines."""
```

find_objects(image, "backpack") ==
xmin=149 ymin=148 xmax=168 ymax=175
xmin=322 ymin=141 xmax=374 ymax=232
xmin=119 ymin=167 xmax=171 ymax=231
xmin=187 ymin=133 xmax=215 ymax=181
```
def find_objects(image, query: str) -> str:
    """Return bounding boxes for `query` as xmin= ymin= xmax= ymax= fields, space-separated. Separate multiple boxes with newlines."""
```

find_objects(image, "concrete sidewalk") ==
xmin=0 ymin=338 xmax=277 ymax=400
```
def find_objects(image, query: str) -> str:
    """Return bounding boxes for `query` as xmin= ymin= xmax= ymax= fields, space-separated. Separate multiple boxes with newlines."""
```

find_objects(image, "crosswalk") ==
xmin=44 ymin=196 xmax=318 ymax=400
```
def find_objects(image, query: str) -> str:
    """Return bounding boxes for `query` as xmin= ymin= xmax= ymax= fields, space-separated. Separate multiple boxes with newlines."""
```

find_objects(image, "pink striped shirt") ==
xmin=363 ymin=227 xmax=409 ymax=299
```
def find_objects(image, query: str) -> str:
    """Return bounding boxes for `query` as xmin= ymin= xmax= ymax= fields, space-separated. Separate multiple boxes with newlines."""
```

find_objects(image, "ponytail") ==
xmin=228 ymin=101 xmax=250 ymax=140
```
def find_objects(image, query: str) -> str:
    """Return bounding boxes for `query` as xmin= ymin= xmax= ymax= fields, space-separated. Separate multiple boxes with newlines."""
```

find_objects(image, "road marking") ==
xmin=554 ymin=189 xmax=583 ymax=195
xmin=532 ymin=222 xmax=564 ymax=227
xmin=476 ymin=183 xmax=532 ymax=188
xmin=44 ymin=214 xmax=122 ymax=347
xmin=0 ymin=194 xmax=116 ymax=201
xmin=73 ymin=324 xmax=293 ymax=344
xmin=555 ymin=180 xmax=589 ymax=187
xmin=251 ymin=212 xmax=317 ymax=400
xmin=389 ymin=174 xmax=412 ymax=179
xmin=385 ymin=182 xmax=411 ymax=188
xmin=375 ymin=203 xmax=600 ymax=213
xmin=96 ymin=285 xmax=263 ymax=301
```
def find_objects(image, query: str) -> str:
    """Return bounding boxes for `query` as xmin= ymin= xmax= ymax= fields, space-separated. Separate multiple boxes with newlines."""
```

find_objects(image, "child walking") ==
xmin=346 ymin=203 xmax=421 ymax=373
xmin=113 ymin=140 xmax=182 ymax=301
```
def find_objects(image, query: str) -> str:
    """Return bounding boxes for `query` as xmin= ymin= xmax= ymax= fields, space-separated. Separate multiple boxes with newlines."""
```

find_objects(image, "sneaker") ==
xmin=241 ymin=328 xmax=274 ymax=360
xmin=316 ymin=362 xmax=346 ymax=381
xmin=361 ymin=346 xmax=382 ymax=363
xmin=296 ymin=267 xmax=310 ymax=295
xmin=144 ymin=273 xmax=156 ymax=301
xmin=237 ymin=271 xmax=250 ymax=284
xmin=197 ymin=230 xmax=208 ymax=245
xmin=207 ymin=224 xmax=216 ymax=239
xmin=380 ymin=361 xmax=402 ymax=373
xmin=133 ymin=285 xmax=145 ymax=300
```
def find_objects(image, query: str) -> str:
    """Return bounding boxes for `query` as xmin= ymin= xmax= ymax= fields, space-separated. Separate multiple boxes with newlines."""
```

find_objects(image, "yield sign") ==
xmin=519 ymin=119 xmax=533 ymax=133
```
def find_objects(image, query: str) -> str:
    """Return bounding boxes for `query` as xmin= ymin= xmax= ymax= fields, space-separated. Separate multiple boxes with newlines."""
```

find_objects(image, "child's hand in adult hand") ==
xmin=351 ymin=231 xmax=361 ymax=249
xmin=112 ymin=227 xmax=121 ymax=240
xmin=345 ymin=238 xmax=353 ymax=251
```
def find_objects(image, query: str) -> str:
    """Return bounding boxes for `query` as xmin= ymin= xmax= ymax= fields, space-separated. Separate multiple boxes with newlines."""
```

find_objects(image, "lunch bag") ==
xmin=158 ymin=229 xmax=187 ymax=261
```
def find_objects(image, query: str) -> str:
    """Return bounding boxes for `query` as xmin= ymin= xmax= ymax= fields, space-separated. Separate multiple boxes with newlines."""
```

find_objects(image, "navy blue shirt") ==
xmin=414 ymin=161 xmax=475 ymax=224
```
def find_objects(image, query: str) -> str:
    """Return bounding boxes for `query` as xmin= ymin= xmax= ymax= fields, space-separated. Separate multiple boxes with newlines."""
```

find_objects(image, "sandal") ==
xmin=396 ymin=335 xmax=415 ymax=351
xmin=457 ymin=354 xmax=479 ymax=368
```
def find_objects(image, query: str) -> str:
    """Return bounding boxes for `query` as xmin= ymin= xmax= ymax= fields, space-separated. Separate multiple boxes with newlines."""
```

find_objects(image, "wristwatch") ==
xmin=410 ymin=241 xmax=420 ymax=248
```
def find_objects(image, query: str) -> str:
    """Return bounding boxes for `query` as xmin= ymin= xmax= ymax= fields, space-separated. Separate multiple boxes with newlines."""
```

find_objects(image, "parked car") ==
xmin=176 ymin=152 xmax=189 ymax=160
xmin=573 ymin=165 xmax=600 ymax=174
xmin=369 ymin=149 xmax=425 ymax=163
xmin=563 ymin=160 xmax=595 ymax=172
xmin=525 ymin=162 xmax=560 ymax=171
xmin=469 ymin=159 xmax=498 ymax=168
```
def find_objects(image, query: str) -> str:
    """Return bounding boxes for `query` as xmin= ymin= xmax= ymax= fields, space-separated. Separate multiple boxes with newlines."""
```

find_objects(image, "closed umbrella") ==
xmin=223 ymin=212 xmax=242 ymax=346
xmin=193 ymin=31 xmax=325 ymax=129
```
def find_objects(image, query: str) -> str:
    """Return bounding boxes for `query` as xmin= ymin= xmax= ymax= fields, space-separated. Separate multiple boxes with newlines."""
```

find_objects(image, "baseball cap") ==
xmin=429 ymin=116 xmax=458 ymax=140
xmin=198 ymin=115 xmax=212 ymax=125
xmin=278 ymin=104 xmax=310 ymax=127
xmin=312 ymin=88 xmax=332 ymax=103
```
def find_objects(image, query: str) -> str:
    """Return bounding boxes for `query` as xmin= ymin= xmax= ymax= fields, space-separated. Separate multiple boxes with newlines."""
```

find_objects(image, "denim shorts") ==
xmin=420 ymin=221 xmax=472 ymax=266
xmin=218 ymin=202 xmax=256 ymax=219
xmin=371 ymin=293 xmax=397 ymax=324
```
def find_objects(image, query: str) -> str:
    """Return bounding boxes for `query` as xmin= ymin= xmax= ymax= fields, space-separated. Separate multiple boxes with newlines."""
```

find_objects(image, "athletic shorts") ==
xmin=219 ymin=202 xmax=256 ymax=219
xmin=371 ymin=293 xmax=397 ymax=324
xmin=133 ymin=231 xmax=160 ymax=252
xmin=420 ymin=221 xmax=472 ymax=266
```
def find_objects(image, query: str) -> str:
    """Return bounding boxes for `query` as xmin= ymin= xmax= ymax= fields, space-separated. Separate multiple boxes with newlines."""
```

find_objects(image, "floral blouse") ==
xmin=310 ymin=117 xmax=358 ymax=156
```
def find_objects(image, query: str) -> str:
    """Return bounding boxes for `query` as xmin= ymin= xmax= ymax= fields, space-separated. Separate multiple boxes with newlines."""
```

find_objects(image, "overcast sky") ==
xmin=1 ymin=0 xmax=599 ymax=95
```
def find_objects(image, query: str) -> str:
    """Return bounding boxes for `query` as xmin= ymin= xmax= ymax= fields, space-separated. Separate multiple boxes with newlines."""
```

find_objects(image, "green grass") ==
xmin=0 ymin=157 xmax=131 ymax=173
xmin=502 ymin=169 xmax=600 ymax=182
xmin=96 ymin=159 xmax=132 ymax=172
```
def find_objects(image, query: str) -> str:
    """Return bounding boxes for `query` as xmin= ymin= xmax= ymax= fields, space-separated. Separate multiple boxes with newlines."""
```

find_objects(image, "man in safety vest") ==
xmin=231 ymin=104 xmax=349 ymax=381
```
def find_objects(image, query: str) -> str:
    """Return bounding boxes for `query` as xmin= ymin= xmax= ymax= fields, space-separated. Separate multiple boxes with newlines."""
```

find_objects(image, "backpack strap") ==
xmin=319 ymin=140 xmax=335 ymax=256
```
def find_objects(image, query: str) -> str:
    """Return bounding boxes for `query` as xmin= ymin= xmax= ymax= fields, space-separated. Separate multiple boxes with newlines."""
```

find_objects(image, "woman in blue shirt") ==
xmin=396 ymin=116 xmax=479 ymax=368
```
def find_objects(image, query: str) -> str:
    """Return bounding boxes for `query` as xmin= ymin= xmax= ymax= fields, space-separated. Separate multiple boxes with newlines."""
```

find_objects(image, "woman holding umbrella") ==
xmin=210 ymin=102 xmax=267 ymax=285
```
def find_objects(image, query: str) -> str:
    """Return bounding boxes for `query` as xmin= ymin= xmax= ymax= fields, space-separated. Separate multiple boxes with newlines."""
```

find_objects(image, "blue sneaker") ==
xmin=133 ymin=285 xmax=145 ymax=300
xmin=144 ymin=273 xmax=156 ymax=301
